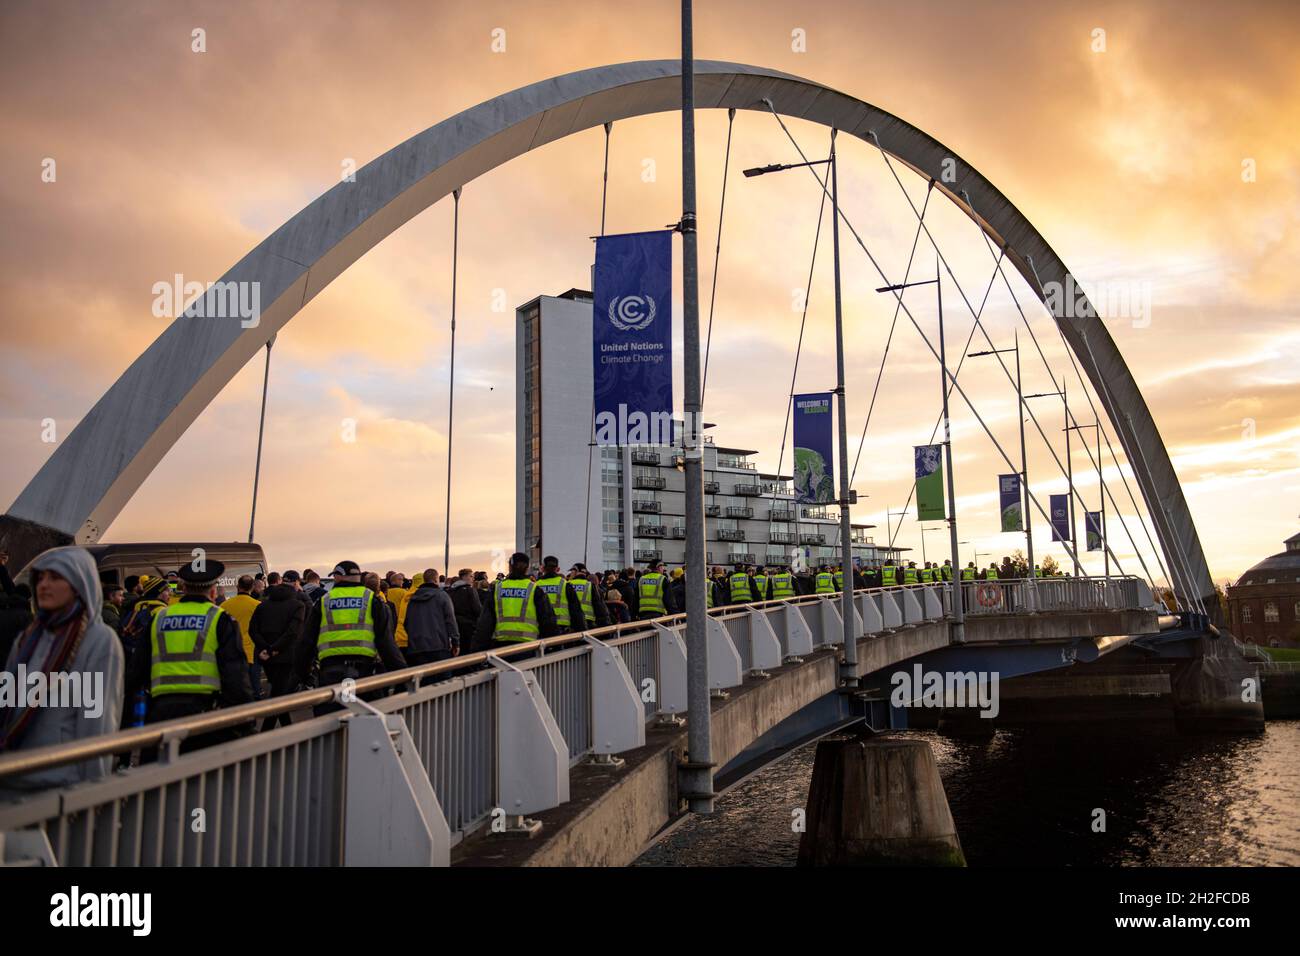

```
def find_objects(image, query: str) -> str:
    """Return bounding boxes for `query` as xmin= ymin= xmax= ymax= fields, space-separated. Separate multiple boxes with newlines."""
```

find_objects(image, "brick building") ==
xmin=1226 ymin=531 xmax=1300 ymax=648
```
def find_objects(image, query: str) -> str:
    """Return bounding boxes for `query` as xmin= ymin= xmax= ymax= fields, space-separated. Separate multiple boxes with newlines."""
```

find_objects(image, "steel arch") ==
xmin=2 ymin=59 xmax=1213 ymax=604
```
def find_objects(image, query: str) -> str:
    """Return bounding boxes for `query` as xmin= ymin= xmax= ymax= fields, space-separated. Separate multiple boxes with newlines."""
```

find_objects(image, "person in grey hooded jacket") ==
xmin=0 ymin=546 xmax=124 ymax=799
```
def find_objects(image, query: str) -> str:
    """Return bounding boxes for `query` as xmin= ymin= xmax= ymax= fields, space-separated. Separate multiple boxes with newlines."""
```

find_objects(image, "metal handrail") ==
xmin=0 ymin=576 xmax=1144 ymax=780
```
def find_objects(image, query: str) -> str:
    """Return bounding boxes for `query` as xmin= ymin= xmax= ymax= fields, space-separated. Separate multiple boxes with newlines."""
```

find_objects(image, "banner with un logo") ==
xmin=593 ymin=230 xmax=673 ymax=446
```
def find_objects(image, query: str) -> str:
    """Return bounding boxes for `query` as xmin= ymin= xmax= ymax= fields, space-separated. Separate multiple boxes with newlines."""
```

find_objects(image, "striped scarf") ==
xmin=0 ymin=598 xmax=88 ymax=752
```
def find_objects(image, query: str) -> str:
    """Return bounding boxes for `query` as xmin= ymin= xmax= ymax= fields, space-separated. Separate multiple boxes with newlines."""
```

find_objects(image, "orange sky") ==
xmin=1 ymin=0 xmax=1297 ymax=584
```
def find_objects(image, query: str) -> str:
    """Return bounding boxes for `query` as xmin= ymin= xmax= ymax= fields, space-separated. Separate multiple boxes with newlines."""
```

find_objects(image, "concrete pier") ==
xmin=798 ymin=733 xmax=965 ymax=867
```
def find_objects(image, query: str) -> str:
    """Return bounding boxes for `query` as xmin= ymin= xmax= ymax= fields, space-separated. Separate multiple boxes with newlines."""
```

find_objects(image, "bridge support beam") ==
xmin=584 ymin=636 xmax=646 ymax=757
xmin=342 ymin=710 xmax=450 ymax=867
xmin=490 ymin=657 xmax=569 ymax=829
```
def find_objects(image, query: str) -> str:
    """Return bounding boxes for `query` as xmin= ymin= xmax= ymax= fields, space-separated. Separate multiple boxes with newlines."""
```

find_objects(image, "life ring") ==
xmin=976 ymin=584 xmax=1002 ymax=608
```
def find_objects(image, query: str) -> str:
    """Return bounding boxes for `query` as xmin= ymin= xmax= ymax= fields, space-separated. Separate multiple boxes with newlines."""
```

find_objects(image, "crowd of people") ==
xmin=0 ymin=543 xmax=1069 ymax=795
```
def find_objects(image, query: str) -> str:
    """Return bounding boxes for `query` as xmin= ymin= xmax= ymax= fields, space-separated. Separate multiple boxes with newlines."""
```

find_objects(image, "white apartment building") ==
xmin=515 ymin=289 xmax=905 ymax=571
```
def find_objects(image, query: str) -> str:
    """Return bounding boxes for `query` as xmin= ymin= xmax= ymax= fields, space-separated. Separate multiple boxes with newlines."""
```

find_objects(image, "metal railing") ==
xmin=0 ymin=576 xmax=1148 ymax=865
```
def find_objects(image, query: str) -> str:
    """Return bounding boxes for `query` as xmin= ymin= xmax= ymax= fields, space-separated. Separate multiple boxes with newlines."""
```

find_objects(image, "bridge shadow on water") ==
xmin=633 ymin=722 xmax=1300 ymax=867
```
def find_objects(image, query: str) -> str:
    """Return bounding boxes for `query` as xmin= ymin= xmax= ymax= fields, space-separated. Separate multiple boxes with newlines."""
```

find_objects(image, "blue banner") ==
xmin=792 ymin=393 xmax=835 ymax=504
xmin=1050 ymin=494 xmax=1071 ymax=542
xmin=1086 ymin=511 xmax=1103 ymax=551
xmin=593 ymin=230 xmax=673 ymax=446
xmin=998 ymin=473 xmax=1022 ymax=532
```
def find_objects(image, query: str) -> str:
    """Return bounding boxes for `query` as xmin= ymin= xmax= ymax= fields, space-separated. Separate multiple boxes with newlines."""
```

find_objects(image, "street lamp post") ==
xmin=876 ymin=268 xmax=964 ymax=643
xmin=743 ymin=138 xmax=858 ymax=685
xmin=971 ymin=331 xmax=1033 ymax=575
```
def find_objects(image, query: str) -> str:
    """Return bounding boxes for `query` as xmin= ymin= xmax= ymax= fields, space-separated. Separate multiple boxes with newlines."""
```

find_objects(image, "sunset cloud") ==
xmin=1 ymin=0 xmax=1296 ymax=582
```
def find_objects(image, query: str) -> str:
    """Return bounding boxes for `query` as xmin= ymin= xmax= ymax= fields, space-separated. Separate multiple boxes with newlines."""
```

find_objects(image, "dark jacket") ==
xmin=471 ymin=576 xmax=559 ymax=651
xmin=249 ymin=583 xmax=305 ymax=660
xmin=293 ymin=583 xmax=404 ymax=683
xmin=404 ymin=583 xmax=460 ymax=654
xmin=447 ymin=580 xmax=482 ymax=644
xmin=609 ymin=576 xmax=638 ymax=617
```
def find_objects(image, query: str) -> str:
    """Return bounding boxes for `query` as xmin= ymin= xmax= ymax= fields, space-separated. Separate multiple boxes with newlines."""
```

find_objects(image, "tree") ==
xmin=1041 ymin=555 xmax=1060 ymax=576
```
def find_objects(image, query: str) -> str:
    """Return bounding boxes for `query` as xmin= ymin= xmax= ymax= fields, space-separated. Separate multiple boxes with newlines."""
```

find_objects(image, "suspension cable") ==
xmin=848 ymin=182 xmax=935 ymax=488
xmin=761 ymin=103 xmax=1088 ymax=572
xmin=701 ymin=108 xmax=736 ymax=409
xmin=1019 ymin=255 xmax=1201 ymax=610
xmin=869 ymin=143 xmax=1130 ymax=576
xmin=971 ymin=225 xmax=1168 ymax=597
xmin=583 ymin=122 xmax=614 ymax=568
xmin=444 ymin=187 xmax=461 ymax=576
xmin=766 ymin=132 xmax=832 ymax=561
xmin=247 ymin=335 xmax=274 ymax=543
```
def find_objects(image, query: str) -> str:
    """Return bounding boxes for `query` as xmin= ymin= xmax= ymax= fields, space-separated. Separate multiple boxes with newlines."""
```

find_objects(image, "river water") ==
xmin=635 ymin=721 xmax=1300 ymax=866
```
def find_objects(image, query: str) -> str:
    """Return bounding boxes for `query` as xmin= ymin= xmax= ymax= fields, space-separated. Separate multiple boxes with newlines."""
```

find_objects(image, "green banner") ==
xmin=915 ymin=444 xmax=946 ymax=521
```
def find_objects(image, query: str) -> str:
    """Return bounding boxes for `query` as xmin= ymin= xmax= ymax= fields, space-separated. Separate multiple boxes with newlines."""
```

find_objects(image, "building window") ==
xmin=1242 ymin=606 xmax=1252 ymax=623
xmin=1264 ymin=602 xmax=1279 ymax=623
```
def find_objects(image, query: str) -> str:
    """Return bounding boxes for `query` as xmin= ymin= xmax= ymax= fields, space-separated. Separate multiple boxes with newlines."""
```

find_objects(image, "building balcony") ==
xmin=729 ymin=552 xmax=756 ymax=565
xmin=802 ymin=507 xmax=830 ymax=519
xmin=636 ymin=524 xmax=667 ymax=538
xmin=733 ymin=483 xmax=762 ymax=497
xmin=704 ymin=481 xmax=720 ymax=494
xmin=632 ymin=499 xmax=661 ymax=513
xmin=718 ymin=529 xmax=746 ymax=542
xmin=634 ymin=475 xmax=666 ymax=490
xmin=800 ymin=533 xmax=826 ymax=545
xmin=765 ymin=553 xmax=791 ymax=566
xmin=670 ymin=526 xmax=687 ymax=538
xmin=725 ymin=506 xmax=754 ymax=519
xmin=634 ymin=549 xmax=662 ymax=562
xmin=769 ymin=509 xmax=796 ymax=522
xmin=705 ymin=504 xmax=722 ymax=517
xmin=770 ymin=531 xmax=798 ymax=545
xmin=631 ymin=450 xmax=660 ymax=465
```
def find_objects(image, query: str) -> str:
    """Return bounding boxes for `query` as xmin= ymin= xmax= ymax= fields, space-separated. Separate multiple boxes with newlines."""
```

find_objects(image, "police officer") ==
xmin=985 ymin=563 xmax=1000 ymax=580
xmin=940 ymin=559 xmax=953 ymax=582
xmin=919 ymin=562 xmax=934 ymax=584
xmin=293 ymin=560 xmax=406 ymax=707
xmin=752 ymin=566 xmax=770 ymax=602
xmin=961 ymin=562 xmax=978 ymax=581
xmin=881 ymin=561 xmax=898 ymax=587
xmin=535 ymin=555 xmax=586 ymax=633
xmin=568 ymin=563 xmax=610 ymax=630
xmin=769 ymin=567 xmax=797 ymax=600
xmin=728 ymin=564 xmax=757 ymax=605
xmin=637 ymin=560 xmax=676 ymax=620
xmin=127 ymin=560 xmax=253 ymax=751
xmin=903 ymin=562 xmax=920 ymax=585
xmin=472 ymin=552 xmax=558 ymax=649
xmin=814 ymin=566 xmax=835 ymax=594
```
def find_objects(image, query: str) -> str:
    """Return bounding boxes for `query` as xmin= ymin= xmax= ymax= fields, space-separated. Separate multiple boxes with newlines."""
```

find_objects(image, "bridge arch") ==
xmin=2 ymin=59 xmax=1213 ymax=603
